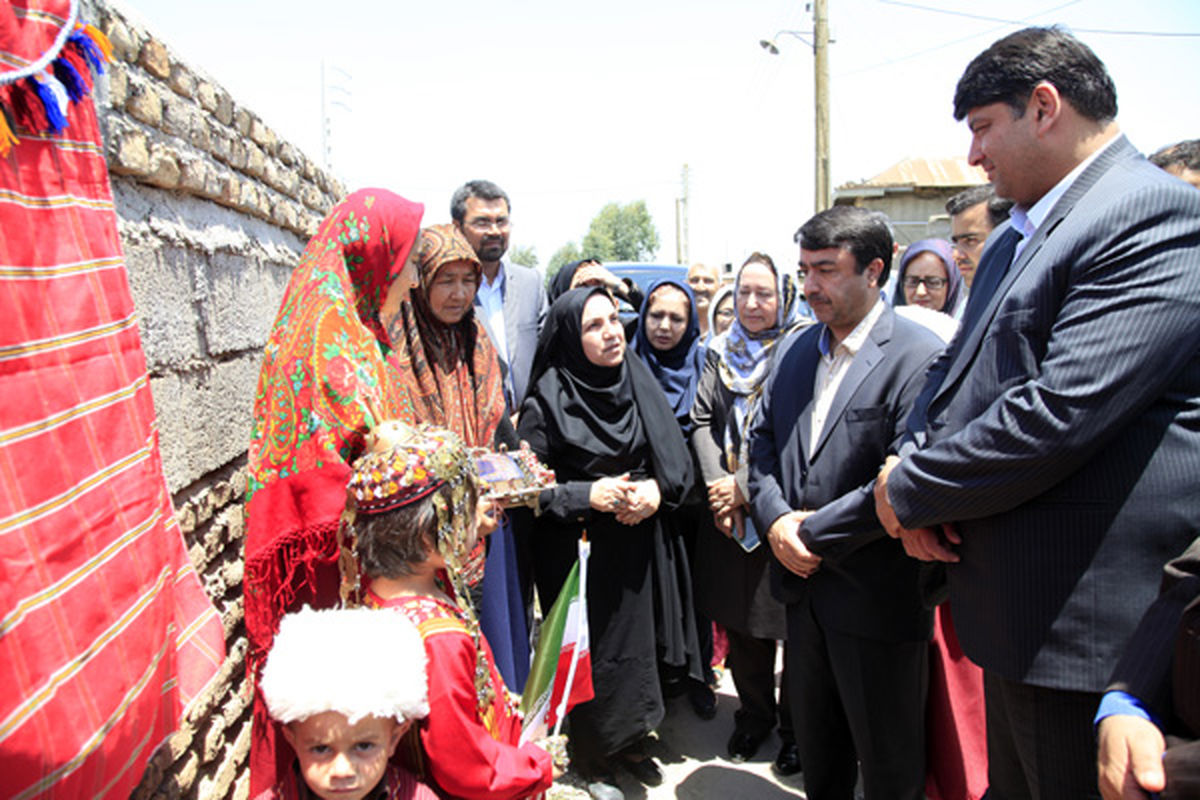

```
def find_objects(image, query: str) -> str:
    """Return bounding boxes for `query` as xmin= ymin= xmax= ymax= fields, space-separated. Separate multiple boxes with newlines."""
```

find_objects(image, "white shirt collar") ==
xmin=818 ymin=296 xmax=886 ymax=357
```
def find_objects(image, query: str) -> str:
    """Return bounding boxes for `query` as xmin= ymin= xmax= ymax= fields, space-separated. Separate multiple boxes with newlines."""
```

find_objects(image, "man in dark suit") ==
xmin=1098 ymin=537 xmax=1200 ymax=800
xmin=873 ymin=27 xmax=1200 ymax=798
xmin=452 ymin=179 xmax=547 ymax=411
xmin=749 ymin=206 xmax=944 ymax=800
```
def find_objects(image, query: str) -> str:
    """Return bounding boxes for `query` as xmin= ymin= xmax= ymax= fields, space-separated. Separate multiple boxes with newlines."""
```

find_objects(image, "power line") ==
xmin=877 ymin=0 xmax=1200 ymax=37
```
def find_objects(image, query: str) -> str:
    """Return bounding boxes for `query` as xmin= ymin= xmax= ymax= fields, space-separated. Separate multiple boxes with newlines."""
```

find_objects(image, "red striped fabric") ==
xmin=1 ymin=3 xmax=226 ymax=796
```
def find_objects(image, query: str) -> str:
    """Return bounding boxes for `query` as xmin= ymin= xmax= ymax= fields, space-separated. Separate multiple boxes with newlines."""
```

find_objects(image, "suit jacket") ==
xmin=888 ymin=135 xmax=1200 ymax=691
xmin=1109 ymin=537 xmax=1200 ymax=739
xmin=749 ymin=304 xmax=943 ymax=642
xmin=475 ymin=259 xmax=547 ymax=409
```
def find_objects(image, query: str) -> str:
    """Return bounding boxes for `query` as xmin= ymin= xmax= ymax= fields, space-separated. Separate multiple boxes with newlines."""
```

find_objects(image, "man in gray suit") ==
xmin=749 ymin=207 xmax=943 ymax=800
xmin=451 ymin=180 xmax=547 ymax=411
xmin=874 ymin=27 xmax=1200 ymax=798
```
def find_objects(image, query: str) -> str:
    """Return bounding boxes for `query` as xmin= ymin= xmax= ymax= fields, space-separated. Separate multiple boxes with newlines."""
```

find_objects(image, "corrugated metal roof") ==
xmin=839 ymin=156 xmax=987 ymax=189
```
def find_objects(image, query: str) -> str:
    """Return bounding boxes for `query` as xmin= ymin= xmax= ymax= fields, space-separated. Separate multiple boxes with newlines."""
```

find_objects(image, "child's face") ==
xmin=282 ymin=712 xmax=406 ymax=800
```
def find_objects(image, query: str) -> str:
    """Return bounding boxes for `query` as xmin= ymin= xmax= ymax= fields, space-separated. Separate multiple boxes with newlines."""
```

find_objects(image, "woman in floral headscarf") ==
xmin=384 ymin=223 xmax=529 ymax=692
xmin=690 ymin=252 xmax=810 ymax=768
xmin=245 ymin=188 xmax=425 ymax=796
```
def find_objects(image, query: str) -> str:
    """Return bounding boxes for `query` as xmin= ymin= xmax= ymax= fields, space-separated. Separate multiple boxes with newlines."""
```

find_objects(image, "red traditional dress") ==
xmin=245 ymin=189 xmax=425 ymax=795
xmin=365 ymin=586 xmax=553 ymax=800
xmin=0 ymin=2 xmax=224 ymax=796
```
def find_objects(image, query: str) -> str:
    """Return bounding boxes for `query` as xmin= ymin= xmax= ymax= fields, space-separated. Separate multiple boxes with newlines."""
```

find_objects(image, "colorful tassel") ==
xmin=0 ymin=106 xmax=18 ymax=157
xmin=29 ymin=75 xmax=68 ymax=133
xmin=59 ymin=47 xmax=94 ymax=94
xmin=76 ymin=23 xmax=113 ymax=67
xmin=52 ymin=57 xmax=87 ymax=102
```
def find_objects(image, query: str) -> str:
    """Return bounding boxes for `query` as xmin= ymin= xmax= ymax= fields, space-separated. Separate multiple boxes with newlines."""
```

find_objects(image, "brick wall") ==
xmin=78 ymin=1 xmax=345 ymax=796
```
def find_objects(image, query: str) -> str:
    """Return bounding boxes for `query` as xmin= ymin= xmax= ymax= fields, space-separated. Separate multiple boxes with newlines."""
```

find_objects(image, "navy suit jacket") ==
xmin=475 ymin=259 xmax=547 ymax=409
xmin=888 ymin=135 xmax=1200 ymax=691
xmin=749 ymin=304 xmax=943 ymax=642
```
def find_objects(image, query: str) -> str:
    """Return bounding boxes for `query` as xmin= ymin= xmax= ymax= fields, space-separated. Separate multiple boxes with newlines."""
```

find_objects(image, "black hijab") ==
xmin=548 ymin=259 xmax=586 ymax=303
xmin=520 ymin=288 xmax=694 ymax=499
xmin=630 ymin=278 xmax=706 ymax=432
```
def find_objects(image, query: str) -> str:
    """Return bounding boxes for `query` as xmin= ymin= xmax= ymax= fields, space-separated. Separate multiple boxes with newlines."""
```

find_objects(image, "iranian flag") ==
xmin=519 ymin=536 xmax=593 ymax=744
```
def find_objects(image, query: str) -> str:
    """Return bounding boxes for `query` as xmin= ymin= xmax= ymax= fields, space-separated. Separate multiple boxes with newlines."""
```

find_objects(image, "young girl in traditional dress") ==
xmin=342 ymin=423 xmax=562 ymax=800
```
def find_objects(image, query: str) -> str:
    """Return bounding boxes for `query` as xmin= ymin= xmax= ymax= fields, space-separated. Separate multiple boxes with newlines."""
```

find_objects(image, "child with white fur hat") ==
xmin=257 ymin=606 xmax=437 ymax=800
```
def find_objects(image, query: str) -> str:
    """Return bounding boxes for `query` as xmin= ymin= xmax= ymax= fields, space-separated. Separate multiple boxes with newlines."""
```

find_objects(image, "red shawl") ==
xmin=244 ymin=188 xmax=424 ymax=794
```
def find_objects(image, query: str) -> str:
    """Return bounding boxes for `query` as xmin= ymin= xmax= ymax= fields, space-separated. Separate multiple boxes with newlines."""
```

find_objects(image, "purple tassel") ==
xmin=28 ymin=77 xmax=68 ymax=133
xmin=52 ymin=58 xmax=87 ymax=102
xmin=68 ymin=31 xmax=106 ymax=76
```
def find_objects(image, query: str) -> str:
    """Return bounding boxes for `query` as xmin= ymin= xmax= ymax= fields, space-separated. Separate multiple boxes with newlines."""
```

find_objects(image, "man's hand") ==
xmin=766 ymin=511 xmax=821 ymax=577
xmin=1097 ymin=714 xmax=1166 ymax=800
xmin=875 ymin=456 xmax=960 ymax=562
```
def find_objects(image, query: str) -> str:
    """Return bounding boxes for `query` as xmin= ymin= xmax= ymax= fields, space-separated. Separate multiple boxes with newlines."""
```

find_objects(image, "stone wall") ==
xmin=79 ymin=1 xmax=345 ymax=797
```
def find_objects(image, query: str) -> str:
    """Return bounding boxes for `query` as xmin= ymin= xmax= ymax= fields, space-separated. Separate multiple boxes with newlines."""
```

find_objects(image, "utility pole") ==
xmin=813 ymin=0 xmax=831 ymax=211
xmin=676 ymin=163 xmax=690 ymax=264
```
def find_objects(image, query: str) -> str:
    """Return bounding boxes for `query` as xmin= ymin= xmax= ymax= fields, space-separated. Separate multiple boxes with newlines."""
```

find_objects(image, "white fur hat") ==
xmin=259 ymin=606 xmax=429 ymax=724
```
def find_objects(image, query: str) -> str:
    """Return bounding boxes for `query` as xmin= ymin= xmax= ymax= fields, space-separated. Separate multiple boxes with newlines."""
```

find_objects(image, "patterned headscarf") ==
xmin=386 ymin=224 xmax=506 ymax=447
xmin=244 ymin=188 xmax=424 ymax=798
xmin=708 ymin=258 xmax=809 ymax=470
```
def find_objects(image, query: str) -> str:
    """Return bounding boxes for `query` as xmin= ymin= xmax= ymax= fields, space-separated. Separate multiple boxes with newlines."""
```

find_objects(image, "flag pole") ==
xmin=551 ymin=532 xmax=589 ymax=737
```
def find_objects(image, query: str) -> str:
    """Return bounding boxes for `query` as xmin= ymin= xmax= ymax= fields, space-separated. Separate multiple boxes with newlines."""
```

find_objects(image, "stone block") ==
xmin=106 ymin=62 xmax=127 ymax=109
xmin=161 ymin=95 xmax=191 ymax=138
xmin=212 ymin=479 xmax=234 ymax=509
xmin=202 ymin=716 xmax=226 ymax=763
xmin=208 ymin=123 xmax=231 ymax=163
xmin=103 ymin=16 xmax=137 ymax=63
xmin=125 ymin=244 xmax=203 ymax=369
xmin=196 ymin=81 xmax=218 ymax=114
xmin=249 ymin=118 xmax=275 ymax=150
xmin=233 ymin=107 xmax=251 ymax=136
xmin=110 ymin=129 xmax=149 ymax=175
xmin=126 ymin=80 xmax=162 ymax=128
xmin=151 ymin=357 xmax=264 ymax=491
xmin=204 ymin=167 xmax=227 ymax=203
xmin=180 ymin=157 xmax=207 ymax=194
xmin=146 ymin=144 xmax=181 ymax=190
xmin=227 ymin=137 xmax=247 ymax=170
xmin=244 ymin=142 xmax=265 ymax=178
xmin=197 ymin=248 xmax=288 ymax=356
xmin=167 ymin=63 xmax=195 ymax=98
xmin=177 ymin=504 xmax=197 ymax=535
xmin=168 ymin=751 xmax=200 ymax=794
xmin=238 ymin=182 xmax=259 ymax=216
xmin=220 ymin=174 xmax=240 ymax=208
xmin=188 ymin=113 xmax=211 ymax=153
xmin=139 ymin=38 xmax=171 ymax=80
xmin=277 ymin=141 xmax=298 ymax=167
xmin=271 ymin=198 xmax=296 ymax=231
xmin=216 ymin=90 xmax=234 ymax=126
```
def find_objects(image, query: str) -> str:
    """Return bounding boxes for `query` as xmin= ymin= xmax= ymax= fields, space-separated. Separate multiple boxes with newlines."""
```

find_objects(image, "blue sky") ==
xmin=116 ymin=0 xmax=1200 ymax=271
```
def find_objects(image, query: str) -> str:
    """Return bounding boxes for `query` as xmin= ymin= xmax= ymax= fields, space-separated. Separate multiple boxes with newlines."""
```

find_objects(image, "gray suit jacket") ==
xmin=888 ymin=135 xmax=1200 ymax=691
xmin=749 ymin=305 xmax=943 ymax=642
xmin=475 ymin=259 xmax=547 ymax=409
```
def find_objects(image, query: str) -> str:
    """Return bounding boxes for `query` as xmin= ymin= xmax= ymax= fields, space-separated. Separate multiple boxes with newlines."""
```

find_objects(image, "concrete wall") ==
xmin=79 ymin=1 xmax=345 ymax=796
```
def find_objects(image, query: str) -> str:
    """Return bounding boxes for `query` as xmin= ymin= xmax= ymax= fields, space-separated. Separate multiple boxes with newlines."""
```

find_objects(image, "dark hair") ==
xmin=742 ymin=251 xmax=776 ymax=273
xmin=450 ymin=180 xmax=511 ymax=223
xmin=1149 ymin=140 xmax=1200 ymax=172
xmin=953 ymin=27 xmax=1117 ymax=123
xmin=794 ymin=206 xmax=893 ymax=284
xmin=353 ymin=480 xmax=476 ymax=579
xmin=945 ymin=185 xmax=1014 ymax=228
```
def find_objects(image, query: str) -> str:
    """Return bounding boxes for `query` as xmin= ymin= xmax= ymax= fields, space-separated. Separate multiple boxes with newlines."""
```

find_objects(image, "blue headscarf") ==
xmin=631 ymin=278 xmax=706 ymax=433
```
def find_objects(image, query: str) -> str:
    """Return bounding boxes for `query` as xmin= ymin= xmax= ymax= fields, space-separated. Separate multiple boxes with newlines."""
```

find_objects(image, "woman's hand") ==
xmin=707 ymin=475 xmax=744 ymax=516
xmin=589 ymin=474 xmax=632 ymax=514
xmin=475 ymin=497 xmax=503 ymax=537
xmin=616 ymin=479 xmax=661 ymax=525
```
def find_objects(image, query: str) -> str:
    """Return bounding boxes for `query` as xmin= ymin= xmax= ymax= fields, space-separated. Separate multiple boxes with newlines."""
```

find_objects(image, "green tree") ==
xmin=546 ymin=242 xmax=582 ymax=288
xmin=508 ymin=244 xmax=537 ymax=269
xmin=581 ymin=200 xmax=659 ymax=262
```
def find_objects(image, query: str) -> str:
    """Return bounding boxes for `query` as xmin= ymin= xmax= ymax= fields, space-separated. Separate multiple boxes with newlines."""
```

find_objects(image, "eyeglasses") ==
xmin=903 ymin=276 xmax=948 ymax=290
xmin=715 ymin=308 xmax=735 ymax=319
xmin=465 ymin=217 xmax=511 ymax=233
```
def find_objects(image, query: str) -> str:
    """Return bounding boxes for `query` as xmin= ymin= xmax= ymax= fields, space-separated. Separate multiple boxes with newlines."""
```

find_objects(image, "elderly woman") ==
xmin=245 ymin=188 xmax=425 ymax=796
xmin=691 ymin=252 xmax=809 ymax=774
xmin=518 ymin=287 xmax=696 ymax=800
xmin=383 ymin=223 xmax=530 ymax=690
xmin=708 ymin=284 xmax=735 ymax=339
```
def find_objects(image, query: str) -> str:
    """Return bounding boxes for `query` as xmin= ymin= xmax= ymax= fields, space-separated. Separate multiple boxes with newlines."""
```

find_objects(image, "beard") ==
xmin=479 ymin=238 xmax=506 ymax=262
